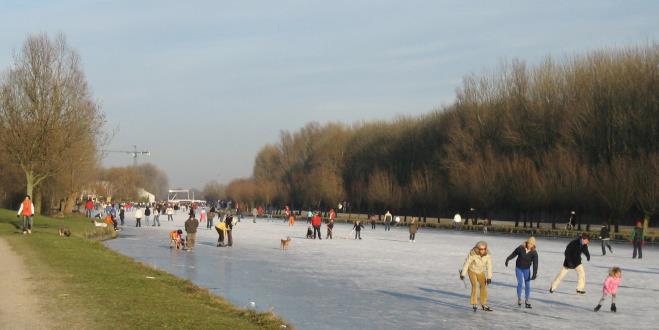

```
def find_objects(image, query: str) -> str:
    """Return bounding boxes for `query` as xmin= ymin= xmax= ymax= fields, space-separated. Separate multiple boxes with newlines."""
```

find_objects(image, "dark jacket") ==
xmin=353 ymin=222 xmax=364 ymax=232
xmin=144 ymin=207 xmax=151 ymax=216
xmin=563 ymin=238 xmax=590 ymax=269
xmin=599 ymin=227 xmax=610 ymax=240
xmin=506 ymin=245 xmax=538 ymax=277
xmin=185 ymin=218 xmax=199 ymax=234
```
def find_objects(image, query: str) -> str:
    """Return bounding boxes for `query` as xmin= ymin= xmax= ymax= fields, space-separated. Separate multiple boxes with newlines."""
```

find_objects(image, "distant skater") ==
xmin=632 ymin=221 xmax=644 ymax=259
xmin=599 ymin=225 xmax=613 ymax=255
xmin=370 ymin=215 xmax=376 ymax=230
xmin=409 ymin=217 xmax=418 ymax=242
xmin=383 ymin=211 xmax=392 ymax=231
xmin=550 ymin=233 xmax=590 ymax=294
xmin=289 ymin=214 xmax=296 ymax=227
xmin=326 ymin=219 xmax=334 ymax=239
xmin=505 ymin=237 xmax=538 ymax=308
xmin=185 ymin=216 xmax=199 ymax=251
xmin=134 ymin=208 xmax=143 ymax=227
xmin=460 ymin=241 xmax=493 ymax=312
xmin=311 ymin=213 xmax=322 ymax=240
xmin=353 ymin=220 xmax=364 ymax=240
xmin=594 ymin=267 xmax=621 ymax=313
xmin=119 ymin=207 xmax=125 ymax=226
xmin=144 ymin=206 xmax=151 ymax=226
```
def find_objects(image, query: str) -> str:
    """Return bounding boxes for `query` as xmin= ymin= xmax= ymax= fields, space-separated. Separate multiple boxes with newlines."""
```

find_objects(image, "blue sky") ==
xmin=1 ymin=0 xmax=657 ymax=188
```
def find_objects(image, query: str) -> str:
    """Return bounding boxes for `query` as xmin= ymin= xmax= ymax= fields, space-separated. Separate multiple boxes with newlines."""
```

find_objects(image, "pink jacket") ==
xmin=603 ymin=276 xmax=621 ymax=295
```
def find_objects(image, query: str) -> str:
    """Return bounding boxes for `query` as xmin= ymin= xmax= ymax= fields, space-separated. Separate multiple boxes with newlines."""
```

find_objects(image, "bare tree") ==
xmin=0 ymin=33 xmax=104 ymax=210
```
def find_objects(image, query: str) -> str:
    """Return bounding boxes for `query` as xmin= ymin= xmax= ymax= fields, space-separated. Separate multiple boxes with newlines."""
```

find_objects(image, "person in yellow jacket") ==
xmin=460 ymin=241 xmax=493 ymax=312
xmin=215 ymin=221 xmax=228 ymax=247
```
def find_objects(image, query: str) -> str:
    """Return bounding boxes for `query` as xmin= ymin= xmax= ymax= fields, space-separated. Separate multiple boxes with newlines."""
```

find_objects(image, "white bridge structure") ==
xmin=167 ymin=189 xmax=205 ymax=204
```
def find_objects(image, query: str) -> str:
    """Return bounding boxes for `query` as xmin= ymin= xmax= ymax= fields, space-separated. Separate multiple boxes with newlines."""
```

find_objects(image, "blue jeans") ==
xmin=515 ymin=267 xmax=531 ymax=300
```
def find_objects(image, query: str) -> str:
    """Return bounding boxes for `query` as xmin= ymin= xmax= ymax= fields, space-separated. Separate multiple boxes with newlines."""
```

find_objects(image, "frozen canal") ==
xmin=105 ymin=213 xmax=658 ymax=329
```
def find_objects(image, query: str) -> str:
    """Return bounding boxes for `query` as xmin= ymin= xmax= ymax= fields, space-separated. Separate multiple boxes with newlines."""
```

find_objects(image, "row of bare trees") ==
xmin=0 ymin=34 xmax=171 ymax=213
xmin=224 ymin=44 xmax=658 ymax=230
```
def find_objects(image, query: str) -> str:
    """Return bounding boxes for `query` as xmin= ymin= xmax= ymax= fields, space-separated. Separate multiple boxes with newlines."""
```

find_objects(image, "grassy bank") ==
xmin=0 ymin=209 xmax=290 ymax=329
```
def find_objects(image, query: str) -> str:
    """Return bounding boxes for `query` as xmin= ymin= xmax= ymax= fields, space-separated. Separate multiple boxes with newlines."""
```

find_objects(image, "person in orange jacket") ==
xmin=17 ymin=195 xmax=35 ymax=234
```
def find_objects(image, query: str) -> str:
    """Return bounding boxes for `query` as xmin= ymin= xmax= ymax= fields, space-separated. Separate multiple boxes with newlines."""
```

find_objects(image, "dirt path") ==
xmin=0 ymin=237 xmax=51 ymax=329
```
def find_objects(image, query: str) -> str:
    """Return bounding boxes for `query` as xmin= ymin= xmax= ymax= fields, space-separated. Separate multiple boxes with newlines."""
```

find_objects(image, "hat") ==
xmin=527 ymin=237 xmax=536 ymax=246
xmin=571 ymin=211 xmax=576 ymax=215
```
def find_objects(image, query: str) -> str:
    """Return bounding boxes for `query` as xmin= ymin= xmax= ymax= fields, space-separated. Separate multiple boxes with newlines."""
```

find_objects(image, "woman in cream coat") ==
xmin=460 ymin=241 xmax=493 ymax=312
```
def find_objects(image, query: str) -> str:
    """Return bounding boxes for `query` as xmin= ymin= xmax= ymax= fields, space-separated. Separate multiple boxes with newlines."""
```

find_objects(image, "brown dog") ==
xmin=280 ymin=236 xmax=291 ymax=250
xmin=59 ymin=226 xmax=71 ymax=237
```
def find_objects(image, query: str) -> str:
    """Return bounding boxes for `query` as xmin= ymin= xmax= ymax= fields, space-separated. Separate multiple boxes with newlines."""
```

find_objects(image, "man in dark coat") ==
xmin=550 ymin=233 xmax=590 ymax=294
xmin=184 ymin=216 xmax=199 ymax=250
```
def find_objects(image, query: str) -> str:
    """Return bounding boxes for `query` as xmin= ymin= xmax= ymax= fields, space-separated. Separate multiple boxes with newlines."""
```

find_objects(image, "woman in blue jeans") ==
xmin=505 ymin=237 xmax=538 ymax=308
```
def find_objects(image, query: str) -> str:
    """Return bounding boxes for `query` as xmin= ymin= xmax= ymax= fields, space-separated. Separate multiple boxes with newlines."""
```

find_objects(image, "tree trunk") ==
xmin=63 ymin=192 xmax=78 ymax=213
xmin=33 ymin=189 xmax=42 ymax=215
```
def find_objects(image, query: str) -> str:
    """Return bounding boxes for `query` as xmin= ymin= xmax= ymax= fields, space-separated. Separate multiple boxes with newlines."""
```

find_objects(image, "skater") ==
xmin=505 ymin=237 xmax=538 ymax=308
xmin=17 ymin=195 xmax=35 ymax=234
xmin=225 ymin=213 xmax=234 ymax=247
xmin=311 ymin=212 xmax=322 ymax=240
xmin=184 ymin=215 xmax=199 ymax=250
xmin=326 ymin=218 xmax=334 ymax=239
xmin=594 ymin=267 xmax=621 ymax=313
xmin=370 ymin=215 xmax=376 ymax=230
xmin=453 ymin=213 xmax=462 ymax=230
xmin=252 ymin=207 xmax=258 ymax=223
xmin=289 ymin=214 xmax=296 ymax=227
xmin=550 ymin=233 xmax=590 ymax=294
xmin=409 ymin=217 xmax=418 ymax=242
xmin=306 ymin=226 xmax=313 ymax=239
xmin=144 ymin=206 xmax=151 ymax=226
xmin=119 ymin=207 xmax=125 ymax=226
xmin=383 ymin=210 xmax=392 ymax=231
xmin=599 ymin=225 xmax=613 ymax=255
xmin=353 ymin=220 xmax=364 ymax=240
xmin=566 ymin=211 xmax=577 ymax=230
xmin=215 ymin=221 xmax=227 ymax=247
xmin=329 ymin=208 xmax=336 ymax=224
xmin=134 ymin=207 xmax=143 ymax=227
xmin=460 ymin=241 xmax=493 ymax=311
xmin=631 ymin=221 xmax=644 ymax=259
xmin=169 ymin=229 xmax=184 ymax=249
xmin=306 ymin=210 xmax=313 ymax=224
xmin=152 ymin=208 xmax=161 ymax=227
xmin=200 ymin=207 xmax=207 ymax=224
xmin=166 ymin=205 xmax=174 ymax=221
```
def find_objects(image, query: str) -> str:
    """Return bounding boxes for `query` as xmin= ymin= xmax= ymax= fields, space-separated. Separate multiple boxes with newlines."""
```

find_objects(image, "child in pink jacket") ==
xmin=594 ymin=267 xmax=622 ymax=313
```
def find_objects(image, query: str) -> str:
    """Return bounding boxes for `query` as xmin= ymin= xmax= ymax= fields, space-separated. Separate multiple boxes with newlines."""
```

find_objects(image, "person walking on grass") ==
xmin=550 ymin=233 xmax=590 ymax=294
xmin=599 ymin=225 xmax=613 ymax=255
xmin=460 ymin=241 xmax=493 ymax=312
xmin=631 ymin=221 xmax=644 ymax=259
xmin=17 ymin=195 xmax=35 ymax=235
xmin=594 ymin=267 xmax=622 ymax=313
xmin=184 ymin=215 xmax=199 ymax=251
xmin=134 ymin=208 xmax=143 ymax=227
xmin=384 ymin=211 xmax=392 ymax=231
xmin=409 ymin=217 xmax=419 ymax=242
xmin=505 ymin=237 xmax=538 ymax=308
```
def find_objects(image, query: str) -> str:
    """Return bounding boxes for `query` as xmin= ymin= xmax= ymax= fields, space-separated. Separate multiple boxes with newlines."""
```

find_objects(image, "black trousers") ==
xmin=355 ymin=230 xmax=361 ymax=239
xmin=313 ymin=226 xmax=322 ymax=239
xmin=136 ymin=218 xmax=141 ymax=227
xmin=410 ymin=233 xmax=416 ymax=240
xmin=601 ymin=240 xmax=613 ymax=255
xmin=371 ymin=222 xmax=376 ymax=229
xmin=384 ymin=222 xmax=391 ymax=231
xmin=633 ymin=240 xmax=642 ymax=258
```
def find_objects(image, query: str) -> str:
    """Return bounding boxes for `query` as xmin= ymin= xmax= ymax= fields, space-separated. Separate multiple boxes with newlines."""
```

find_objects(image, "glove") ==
xmin=531 ymin=274 xmax=537 ymax=280
xmin=459 ymin=274 xmax=464 ymax=281
xmin=505 ymin=260 xmax=509 ymax=267
xmin=16 ymin=214 xmax=20 ymax=218
xmin=486 ymin=278 xmax=492 ymax=285
xmin=587 ymin=256 xmax=590 ymax=262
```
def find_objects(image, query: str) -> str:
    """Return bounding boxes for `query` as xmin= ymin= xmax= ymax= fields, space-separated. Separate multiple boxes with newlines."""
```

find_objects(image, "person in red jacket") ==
xmin=311 ymin=212 xmax=322 ymax=240
xmin=85 ymin=198 xmax=94 ymax=218
xmin=17 ymin=195 xmax=35 ymax=234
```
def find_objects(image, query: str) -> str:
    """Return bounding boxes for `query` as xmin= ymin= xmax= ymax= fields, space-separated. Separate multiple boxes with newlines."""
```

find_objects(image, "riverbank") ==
xmin=0 ymin=209 xmax=290 ymax=329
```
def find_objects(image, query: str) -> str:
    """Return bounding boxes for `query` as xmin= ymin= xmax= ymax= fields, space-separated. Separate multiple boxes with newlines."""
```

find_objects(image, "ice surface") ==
xmin=105 ymin=213 xmax=658 ymax=329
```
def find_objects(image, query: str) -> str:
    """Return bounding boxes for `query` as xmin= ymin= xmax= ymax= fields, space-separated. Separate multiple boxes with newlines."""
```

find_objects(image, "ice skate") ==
xmin=472 ymin=305 xmax=477 ymax=312
xmin=611 ymin=303 xmax=616 ymax=313
xmin=481 ymin=305 xmax=492 ymax=312
xmin=524 ymin=301 xmax=531 ymax=309
xmin=576 ymin=290 xmax=586 ymax=294
xmin=594 ymin=304 xmax=601 ymax=312
xmin=518 ymin=299 xmax=522 ymax=307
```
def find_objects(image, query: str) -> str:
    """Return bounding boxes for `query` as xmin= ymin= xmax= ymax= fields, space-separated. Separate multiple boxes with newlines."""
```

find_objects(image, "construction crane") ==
xmin=102 ymin=145 xmax=150 ymax=166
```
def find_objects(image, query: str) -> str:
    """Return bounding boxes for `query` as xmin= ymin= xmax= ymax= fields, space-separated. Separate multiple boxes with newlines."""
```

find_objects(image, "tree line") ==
xmin=223 ymin=44 xmax=658 ymax=231
xmin=0 ymin=34 xmax=169 ymax=213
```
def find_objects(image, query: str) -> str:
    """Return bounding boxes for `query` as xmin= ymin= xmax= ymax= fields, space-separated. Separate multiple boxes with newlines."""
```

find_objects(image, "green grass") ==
xmin=0 ymin=209 xmax=291 ymax=329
